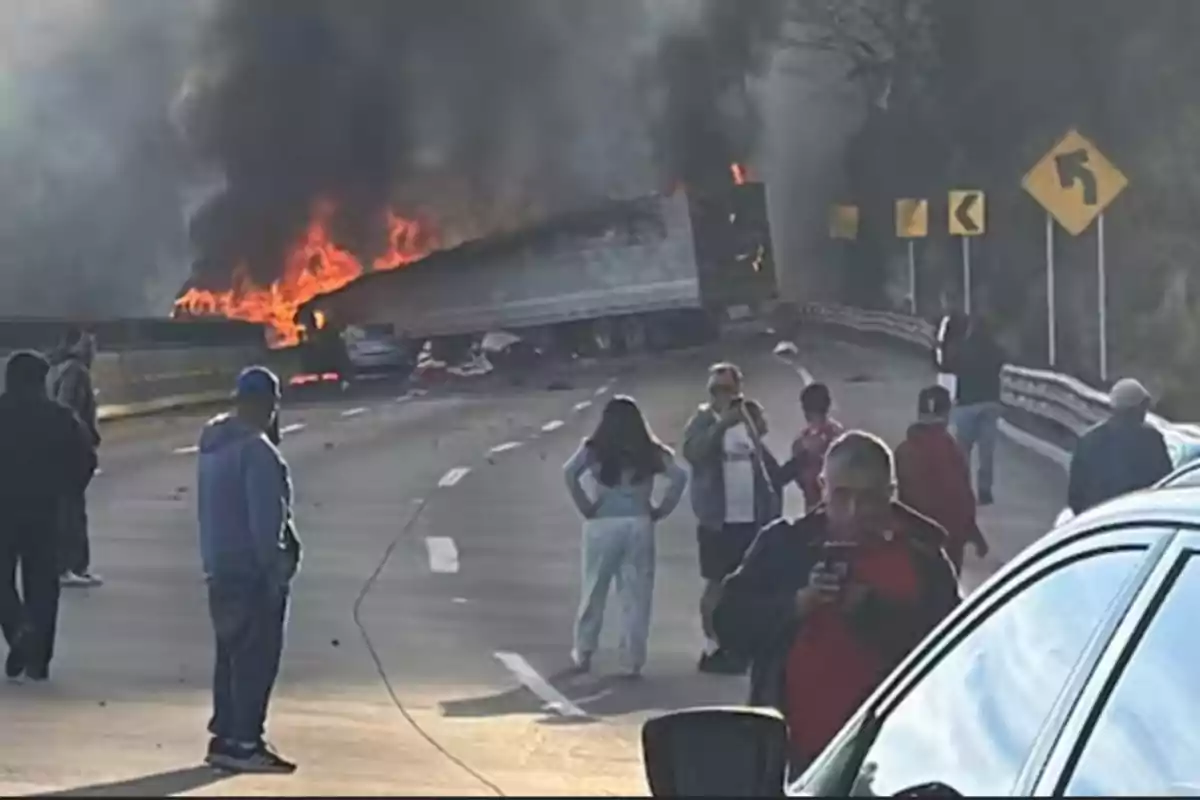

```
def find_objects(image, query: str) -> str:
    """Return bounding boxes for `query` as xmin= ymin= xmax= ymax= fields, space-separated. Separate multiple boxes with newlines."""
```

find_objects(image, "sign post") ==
xmin=1022 ymin=129 xmax=1128 ymax=375
xmin=829 ymin=205 xmax=860 ymax=241
xmin=949 ymin=190 xmax=986 ymax=316
xmin=1046 ymin=213 xmax=1057 ymax=368
xmin=895 ymin=198 xmax=929 ymax=315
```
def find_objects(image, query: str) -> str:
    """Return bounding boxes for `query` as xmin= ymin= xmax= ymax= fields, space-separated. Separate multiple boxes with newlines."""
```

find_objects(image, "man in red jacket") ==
xmin=713 ymin=431 xmax=961 ymax=773
xmin=896 ymin=386 xmax=989 ymax=573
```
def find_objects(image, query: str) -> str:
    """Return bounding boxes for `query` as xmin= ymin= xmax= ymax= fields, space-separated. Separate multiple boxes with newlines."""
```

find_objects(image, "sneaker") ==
xmin=23 ymin=664 xmax=48 ymax=682
xmin=698 ymin=649 xmax=748 ymax=676
xmin=209 ymin=742 xmax=297 ymax=775
xmin=978 ymin=490 xmax=995 ymax=507
xmin=77 ymin=572 xmax=104 ymax=587
xmin=204 ymin=737 xmax=225 ymax=766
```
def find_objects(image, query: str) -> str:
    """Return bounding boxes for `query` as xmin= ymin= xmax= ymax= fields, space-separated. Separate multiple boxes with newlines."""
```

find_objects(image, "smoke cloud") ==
xmin=180 ymin=0 xmax=785 ymax=291
xmin=0 ymin=0 xmax=205 ymax=317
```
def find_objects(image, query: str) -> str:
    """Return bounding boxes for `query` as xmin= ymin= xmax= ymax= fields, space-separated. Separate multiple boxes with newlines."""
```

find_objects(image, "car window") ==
xmin=846 ymin=548 xmax=1144 ymax=798
xmin=1064 ymin=554 xmax=1200 ymax=797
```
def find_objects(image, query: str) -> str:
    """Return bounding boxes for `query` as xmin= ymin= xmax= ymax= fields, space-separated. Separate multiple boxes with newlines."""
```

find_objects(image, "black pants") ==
xmin=0 ymin=525 xmax=62 ymax=672
xmin=207 ymin=577 xmax=289 ymax=745
xmin=57 ymin=493 xmax=90 ymax=575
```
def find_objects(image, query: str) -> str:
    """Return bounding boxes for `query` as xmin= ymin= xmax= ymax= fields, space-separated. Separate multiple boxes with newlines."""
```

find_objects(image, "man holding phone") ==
xmin=682 ymin=362 xmax=783 ymax=675
xmin=713 ymin=431 xmax=960 ymax=772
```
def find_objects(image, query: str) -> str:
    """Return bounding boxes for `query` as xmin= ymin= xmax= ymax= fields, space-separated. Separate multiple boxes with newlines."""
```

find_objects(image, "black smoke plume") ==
xmin=178 ymin=0 xmax=784 ymax=292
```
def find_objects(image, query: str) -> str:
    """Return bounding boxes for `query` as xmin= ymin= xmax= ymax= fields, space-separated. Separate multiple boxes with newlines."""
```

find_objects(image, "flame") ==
xmin=313 ymin=309 xmax=327 ymax=330
xmin=731 ymin=162 xmax=747 ymax=185
xmin=174 ymin=200 xmax=435 ymax=347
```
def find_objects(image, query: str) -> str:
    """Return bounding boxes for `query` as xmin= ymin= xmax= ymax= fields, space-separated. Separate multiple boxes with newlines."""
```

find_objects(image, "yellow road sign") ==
xmin=1022 ymin=129 xmax=1128 ymax=236
xmin=895 ymin=199 xmax=928 ymax=238
xmin=949 ymin=190 xmax=985 ymax=236
xmin=829 ymin=204 xmax=859 ymax=240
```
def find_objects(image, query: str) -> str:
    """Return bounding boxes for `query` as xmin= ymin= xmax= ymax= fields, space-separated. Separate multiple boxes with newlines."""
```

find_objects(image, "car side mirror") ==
xmin=642 ymin=706 xmax=789 ymax=797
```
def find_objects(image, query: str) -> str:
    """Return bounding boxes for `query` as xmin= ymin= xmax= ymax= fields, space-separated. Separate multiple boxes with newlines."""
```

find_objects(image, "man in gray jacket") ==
xmin=47 ymin=328 xmax=102 ymax=588
xmin=682 ymin=362 xmax=783 ymax=675
xmin=198 ymin=367 xmax=300 ymax=774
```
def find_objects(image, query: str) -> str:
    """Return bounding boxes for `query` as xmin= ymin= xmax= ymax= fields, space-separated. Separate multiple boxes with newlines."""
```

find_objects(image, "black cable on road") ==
xmin=352 ymin=492 xmax=507 ymax=797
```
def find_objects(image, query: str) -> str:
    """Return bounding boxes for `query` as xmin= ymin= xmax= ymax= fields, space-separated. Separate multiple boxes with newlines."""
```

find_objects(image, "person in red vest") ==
xmin=895 ymin=386 xmax=989 ymax=574
xmin=713 ymin=431 xmax=960 ymax=773
xmin=790 ymin=383 xmax=844 ymax=511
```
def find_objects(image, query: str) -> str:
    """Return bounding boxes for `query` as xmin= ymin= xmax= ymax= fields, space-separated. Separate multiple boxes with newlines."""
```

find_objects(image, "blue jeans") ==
xmin=573 ymin=517 xmax=656 ymax=673
xmin=207 ymin=577 xmax=289 ymax=745
xmin=951 ymin=401 xmax=1001 ymax=495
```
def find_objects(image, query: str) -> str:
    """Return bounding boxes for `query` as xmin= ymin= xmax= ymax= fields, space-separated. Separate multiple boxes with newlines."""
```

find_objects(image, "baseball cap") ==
xmin=1110 ymin=378 xmax=1151 ymax=411
xmin=235 ymin=366 xmax=282 ymax=400
xmin=917 ymin=385 xmax=952 ymax=423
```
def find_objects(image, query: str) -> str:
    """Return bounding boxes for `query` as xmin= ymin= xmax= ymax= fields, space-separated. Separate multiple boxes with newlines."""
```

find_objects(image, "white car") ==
xmin=342 ymin=324 xmax=411 ymax=375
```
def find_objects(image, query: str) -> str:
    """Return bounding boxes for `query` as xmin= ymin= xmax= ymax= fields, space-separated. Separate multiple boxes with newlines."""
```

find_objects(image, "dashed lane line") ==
xmin=172 ymin=445 xmax=199 ymax=455
xmin=438 ymin=467 xmax=471 ymax=488
xmin=341 ymin=407 xmax=369 ymax=418
xmin=488 ymin=441 xmax=523 ymax=455
xmin=573 ymin=401 xmax=593 ymax=413
xmin=541 ymin=420 xmax=565 ymax=433
xmin=493 ymin=651 xmax=590 ymax=719
xmin=425 ymin=537 xmax=460 ymax=574
xmin=279 ymin=422 xmax=307 ymax=436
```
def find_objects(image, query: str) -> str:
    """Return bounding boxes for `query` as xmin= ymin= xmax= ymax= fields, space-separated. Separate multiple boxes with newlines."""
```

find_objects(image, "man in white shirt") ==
xmin=682 ymin=363 xmax=783 ymax=675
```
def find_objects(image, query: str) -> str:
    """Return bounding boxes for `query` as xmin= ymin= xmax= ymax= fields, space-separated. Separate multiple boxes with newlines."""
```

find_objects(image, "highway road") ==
xmin=0 ymin=334 xmax=1065 ymax=797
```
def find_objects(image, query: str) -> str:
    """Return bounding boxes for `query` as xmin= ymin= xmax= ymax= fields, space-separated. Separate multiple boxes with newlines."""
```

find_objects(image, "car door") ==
xmin=789 ymin=524 xmax=1173 ymax=798
xmin=1037 ymin=528 xmax=1200 ymax=796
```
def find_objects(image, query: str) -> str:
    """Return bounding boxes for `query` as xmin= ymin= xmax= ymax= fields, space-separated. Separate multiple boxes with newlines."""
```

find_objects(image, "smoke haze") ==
xmin=180 ymin=0 xmax=785 ymax=290
xmin=0 ymin=0 xmax=205 ymax=317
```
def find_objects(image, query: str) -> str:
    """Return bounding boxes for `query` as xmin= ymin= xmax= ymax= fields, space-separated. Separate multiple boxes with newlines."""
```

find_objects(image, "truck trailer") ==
xmin=298 ymin=182 xmax=777 ymax=362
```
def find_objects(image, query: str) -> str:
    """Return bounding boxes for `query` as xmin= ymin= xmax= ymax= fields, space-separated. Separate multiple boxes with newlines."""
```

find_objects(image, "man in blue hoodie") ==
xmin=198 ymin=367 xmax=300 ymax=774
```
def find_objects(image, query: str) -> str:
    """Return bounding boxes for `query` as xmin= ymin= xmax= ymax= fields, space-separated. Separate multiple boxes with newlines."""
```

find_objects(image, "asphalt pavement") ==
xmin=0 ymin=334 xmax=1065 ymax=797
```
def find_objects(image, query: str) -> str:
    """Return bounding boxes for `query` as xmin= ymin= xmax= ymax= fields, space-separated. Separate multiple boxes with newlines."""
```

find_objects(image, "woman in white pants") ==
xmin=563 ymin=396 xmax=688 ymax=678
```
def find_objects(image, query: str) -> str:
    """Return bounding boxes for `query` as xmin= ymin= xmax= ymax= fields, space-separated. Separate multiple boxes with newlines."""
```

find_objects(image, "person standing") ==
xmin=563 ymin=396 xmax=688 ymax=678
xmin=933 ymin=308 xmax=968 ymax=399
xmin=682 ymin=362 xmax=783 ymax=675
xmin=1067 ymin=378 xmax=1173 ymax=515
xmin=790 ymin=383 xmax=844 ymax=512
xmin=0 ymin=351 xmax=97 ymax=682
xmin=896 ymin=386 xmax=989 ymax=574
xmin=713 ymin=431 xmax=960 ymax=774
xmin=198 ymin=367 xmax=300 ymax=774
xmin=948 ymin=315 xmax=1006 ymax=506
xmin=47 ymin=327 xmax=103 ymax=588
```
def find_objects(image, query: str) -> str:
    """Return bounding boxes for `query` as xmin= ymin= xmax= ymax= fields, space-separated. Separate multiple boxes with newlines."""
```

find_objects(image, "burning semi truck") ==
xmin=295 ymin=180 xmax=777 ymax=368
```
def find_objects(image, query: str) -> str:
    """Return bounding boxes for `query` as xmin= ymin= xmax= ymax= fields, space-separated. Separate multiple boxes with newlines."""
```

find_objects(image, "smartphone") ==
xmin=819 ymin=541 xmax=858 ymax=584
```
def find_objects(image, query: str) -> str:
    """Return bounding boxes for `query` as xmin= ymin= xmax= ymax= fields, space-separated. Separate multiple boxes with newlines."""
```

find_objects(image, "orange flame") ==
xmin=731 ymin=162 xmax=747 ymax=185
xmin=174 ymin=200 xmax=435 ymax=347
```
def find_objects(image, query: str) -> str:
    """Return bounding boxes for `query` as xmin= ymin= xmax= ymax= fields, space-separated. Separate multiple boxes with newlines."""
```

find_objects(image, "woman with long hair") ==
xmin=563 ymin=395 xmax=688 ymax=678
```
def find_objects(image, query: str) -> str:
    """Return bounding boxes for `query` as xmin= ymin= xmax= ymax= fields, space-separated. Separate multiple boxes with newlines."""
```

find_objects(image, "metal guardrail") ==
xmin=798 ymin=302 xmax=1200 ymax=467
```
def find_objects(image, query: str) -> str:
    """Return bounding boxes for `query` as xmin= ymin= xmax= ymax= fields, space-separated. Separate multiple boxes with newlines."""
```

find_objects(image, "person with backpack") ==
xmin=713 ymin=431 xmax=960 ymax=774
xmin=47 ymin=327 xmax=102 ymax=588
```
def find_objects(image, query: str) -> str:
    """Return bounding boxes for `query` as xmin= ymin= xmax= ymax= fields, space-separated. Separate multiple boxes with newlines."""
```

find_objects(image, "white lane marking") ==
xmin=279 ymin=423 xmax=306 ymax=436
xmin=798 ymin=366 xmax=815 ymax=386
xmin=173 ymin=445 xmax=199 ymax=455
xmin=541 ymin=420 xmax=565 ymax=433
xmin=438 ymin=467 xmax=471 ymax=487
xmin=573 ymin=401 xmax=593 ymax=413
xmin=341 ymin=407 xmax=369 ymax=418
xmin=493 ymin=652 xmax=589 ymax=719
xmin=594 ymin=385 xmax=610 ymax=397
xmin=489 ymin=441 xmax=523 ymax=455
xmin=999 ymin=419 xmax=1070 ymax=469
xmin=452 ymin=597 xmax=470 ymax=604
xmin=425 ymin=537 xmax=460 ymax=574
